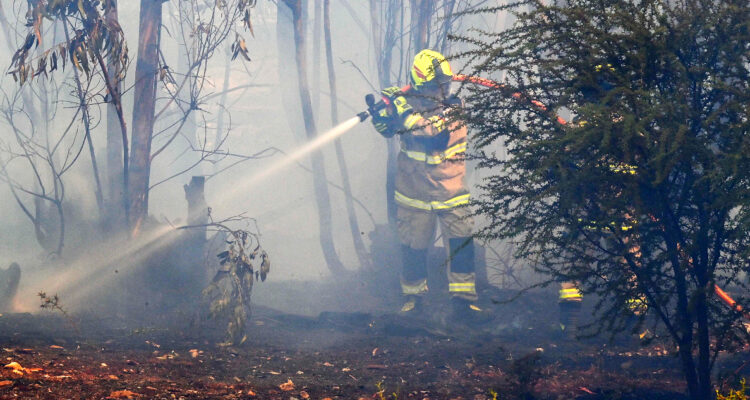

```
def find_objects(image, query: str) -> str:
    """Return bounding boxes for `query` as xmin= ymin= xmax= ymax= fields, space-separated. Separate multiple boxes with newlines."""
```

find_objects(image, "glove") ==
xmin=371 ymin=108 xmax=396 ymax=138
xmin=427 ymin=114 xmax=447 ymax=132
xmin=381 ymin=87 xmax=414 ymax=121
xmin=442 ymin=93 xmax=464 ymax=108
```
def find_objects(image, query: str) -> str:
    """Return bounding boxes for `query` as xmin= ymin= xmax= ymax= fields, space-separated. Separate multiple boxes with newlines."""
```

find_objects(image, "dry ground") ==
xmin=0 ymin=282 xmax=746 ymax=400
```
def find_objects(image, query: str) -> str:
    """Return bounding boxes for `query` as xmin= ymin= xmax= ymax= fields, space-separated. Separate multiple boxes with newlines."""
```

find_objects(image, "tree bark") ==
xmin=129 ymin=0 xmax=164 ymax=234
xmin=182 ymin=176 xmax=208 ymax=293
xmin=105 ymin=0 xmax=125 ymax=230
xmin=409 ymin=0 xmax=432 ymax=52
xmin=283 ymin=0 xmax=345 ymax=274
xmin=664 ymin=223 xmax=700 ymax=400
xmin=324 ymin=0 xmax=370 ymax=269
xmin=695 ymin=287 xmax=712 ymax=400
xmin=276 ymin=2 xmax=305 ymax=141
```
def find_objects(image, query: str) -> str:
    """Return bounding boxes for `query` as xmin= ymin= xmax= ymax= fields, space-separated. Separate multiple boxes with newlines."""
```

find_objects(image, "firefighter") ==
xmin=559 ymin=64 xmax=646 ymax=335
xmin=370 ymin=49 xmax=483 ymax=321
xmin=558 ymin=282 xmax=583 ymax=333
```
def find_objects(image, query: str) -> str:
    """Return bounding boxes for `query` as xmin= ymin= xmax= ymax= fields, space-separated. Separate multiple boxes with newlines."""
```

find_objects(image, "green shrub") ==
xmin=717 ymin=379 xmax=749 ymax=400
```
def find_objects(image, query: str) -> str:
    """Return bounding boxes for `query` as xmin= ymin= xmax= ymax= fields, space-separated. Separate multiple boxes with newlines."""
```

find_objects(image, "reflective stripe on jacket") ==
xmin=395 ymin=191 xmax=470 ymax=211
xmin=395 ymin=95 xmax=469 ymax=210
xmin=401 ymin=141 xmax=468 ymax=164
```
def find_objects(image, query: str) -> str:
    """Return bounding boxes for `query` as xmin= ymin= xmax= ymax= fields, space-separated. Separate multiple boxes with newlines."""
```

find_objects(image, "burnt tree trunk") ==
xmin=324 ymin=0 xmax=370 ymax=269
xmin=33 ymin=196 xmax=60 ymax=254
xmin=183 ymin=176 xmax=208 ymax=290
xmin=184 ymin=176 xmax=208 ymax=240
xmin=0 ymin=263 xmax=20 ymax=313
xmin=283 ymin=0 xmax=345 ymax=274
xmin=129 ymin=0 xmax=163 ymax=234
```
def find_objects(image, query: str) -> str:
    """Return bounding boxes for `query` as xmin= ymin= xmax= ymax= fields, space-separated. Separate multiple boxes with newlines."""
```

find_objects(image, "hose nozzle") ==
xmin=355 ymin=94 xmax=384 ymax=122
xmin=364 ymin=93 xmax=387 ymax=119
xmin=357 ymin=111 xmax=370 ymax=122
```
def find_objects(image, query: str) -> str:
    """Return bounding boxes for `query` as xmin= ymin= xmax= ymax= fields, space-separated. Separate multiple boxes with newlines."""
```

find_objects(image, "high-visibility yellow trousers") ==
xmin=397 ymin=204 xmax=477 ymax=301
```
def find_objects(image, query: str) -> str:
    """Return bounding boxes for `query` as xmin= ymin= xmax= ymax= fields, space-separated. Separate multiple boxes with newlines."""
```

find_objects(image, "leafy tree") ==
xmin=6 ymin=0 xmax=256 ymax=237
xmin=457 ymin=1 xmax=750 ymax=399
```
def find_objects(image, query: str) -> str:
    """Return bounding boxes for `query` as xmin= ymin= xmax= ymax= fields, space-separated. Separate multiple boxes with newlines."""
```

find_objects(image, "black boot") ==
xmin=558 ymin=301 xmax=582 ymax=337
xmin=450 ymin=297 xmax=491 ymax=325
xmin=399 ymin=246 xmax=428 ymax=314
xmin=399 ymin=295 xmax=423 ymax=314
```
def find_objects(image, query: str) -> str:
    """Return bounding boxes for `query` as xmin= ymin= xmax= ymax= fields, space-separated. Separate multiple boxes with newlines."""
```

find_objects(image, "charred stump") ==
xmin=181 ymin=176 xmax=209 ymax=294
xmin=184 ymin=176 xmax=208 ymax=240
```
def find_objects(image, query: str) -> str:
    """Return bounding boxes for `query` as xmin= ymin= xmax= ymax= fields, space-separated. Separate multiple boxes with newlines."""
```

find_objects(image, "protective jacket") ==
xmin=394 ymin=95 xmax=469 ymax=212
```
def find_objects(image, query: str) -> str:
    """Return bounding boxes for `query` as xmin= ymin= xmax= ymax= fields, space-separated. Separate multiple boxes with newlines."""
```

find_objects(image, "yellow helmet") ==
xmin=410 ymin=49 xmax=453 ymax=89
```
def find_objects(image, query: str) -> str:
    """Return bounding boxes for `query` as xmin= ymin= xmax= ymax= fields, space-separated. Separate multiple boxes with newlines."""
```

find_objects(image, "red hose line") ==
xmin=392 ymin=75 xmax=567 ymax=125
xmin=452 ymin=74 xmax=568 ymax=125
xmin=715 ymin=284 xmax=750 ymax=319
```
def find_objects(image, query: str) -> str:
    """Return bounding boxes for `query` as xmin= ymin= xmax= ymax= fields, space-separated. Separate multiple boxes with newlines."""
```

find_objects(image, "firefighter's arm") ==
xmin=399 ymin=108 xmax=451 ymax=152
xmin=401 ymin=111 xmax=451 ymax=152
xmin=381 ymin=87 xmax=451 ymax=149
xmin=409 ymin=115 xmax=451 ymax=153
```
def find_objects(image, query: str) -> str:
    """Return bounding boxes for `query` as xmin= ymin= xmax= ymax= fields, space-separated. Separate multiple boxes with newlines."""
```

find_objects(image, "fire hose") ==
xmin=356 ymin=74 xmax=568 ymax=125
xmin=356 ymin=74 xmax=746 ymax=319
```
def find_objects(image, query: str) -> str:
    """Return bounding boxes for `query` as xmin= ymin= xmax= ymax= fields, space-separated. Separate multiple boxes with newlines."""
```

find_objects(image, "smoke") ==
xmin=0 ymin=1 xmax=391 ymax=323
xmin=0 ymin=0 xmax=517 ymax=328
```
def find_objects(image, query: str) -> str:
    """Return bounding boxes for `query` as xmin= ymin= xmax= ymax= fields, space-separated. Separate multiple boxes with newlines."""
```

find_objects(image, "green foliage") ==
xmin=456 ymin=0 xmax=750 ymax=398
xmin=376 ymin=380 xmax=387 ymax=400
xmin=8 ymin=0 xmax=257 ymax=86
xmin=374 ymin=381 xmax=400 ymax=400
xmin=203 ymin=224 xmax=269 ymax=346
xmin=717 ymin=379 xmax=749 ymax=400
xmin=9 ymin=0 xmax=128 ymax=85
